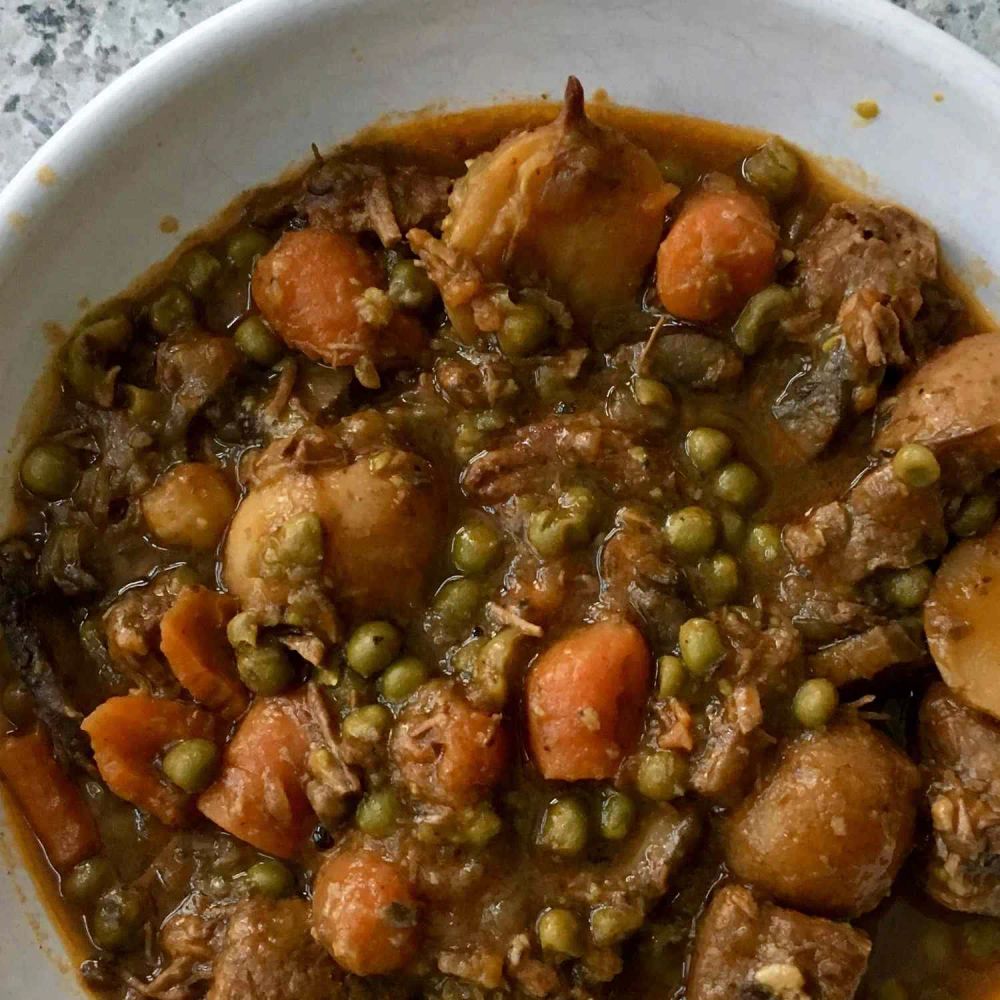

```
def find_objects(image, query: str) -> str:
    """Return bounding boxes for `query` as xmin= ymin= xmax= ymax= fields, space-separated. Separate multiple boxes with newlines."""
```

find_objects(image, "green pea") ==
xmin=271 ymin=512 xmax=325 ymax=568
xmin=226 ymin=611 xmax=258 ymax=648
xmin=355 ymin=789 xmax=400 ymax=836
xmin=684 ymin=427 xmax=732 ymax=473
xmin=678 ymin=618 xmax=724 ymax=675
xmin=538 ymin=797 xmax=588 ymax=856
xmin=345 ymin=621 xmax=402 ymax=677
xmin=664 ymin=506 xmax=716 ymax=558
xmin=63 ymin=857 xmax=115 ymax=905
xmin=882 ymin=566 xmax=933 ymax=609
xmin=451 ymin=521 xmax=503 ymax=576
xmin=656 ymin=655 xmax=687 ymax=700
xmin=719 ymin=508 xmax=746 ymax=550
xmin=713 ymin=462 xmax=760 ymax=507
xmin=90 ymin=887 xmax=145 ymax=952
xmin=921 ymin=924 xmax=953 ymax=966
xmin=892 ymin=443 xmax=940 ymax=489
xmin=2 ymin=681 xmax=35 ymax=728
xmin=20 ymin=442 xmax=79 ymax=500
xmin=875 ymin=981 xmax=909 ymax=1000
xmin=498 ymin=302 xmax=550 ymax=357
xmin=246 ymin=859 xmax=294 ymax=898
xmin=388 ymin=259 xmax=437 ymax=311
xmin=696 ymin=552 xmax=740 ymax=606
xmin=962 ymin=919 xmax=1000 ymax=958
xmin=149 ymin=285 xmax=196 ymax=335
xmin=470 ymin=628 xmax=520 ymax=709
xmin=536 ymin=908 xmax=583 ymax=956
xmin=122 ymin=385 xmax=164 ymax=426
xmin=657 ymin=155 xmax=699 ymax=188
xmin=793 ymin=678 xmax=839 ymax=729
xmin=633 ymin=377 xmax=674 ymax=412
xmin=733 ymin=284 xmax=794 ymax=355
xmin=173 ymin=248 xmax=222 ymax=299
xmin=226 ymin=228 xmax=272 ymax=270
xmin=432 ymin=579 xmax=482 ymax=629
xmin=742 ymin=138 xmax=801 ymax=203
xmin=590 ymin=904 xmax=643 ymax=946
xmin=451 ymin=636 xmax=487 ymax=677
xmin=236 ymin=641 xmax=295 ymax=695
xmin=599 ymin=789 xmax=635 ymax=841
xmin=234 ymin=316 xmax=284 ymax=366
xmin=950 ymin=493 xmax=998 ymax=538
xmin=636 ymin=750 xmax=688 ymax=801
xmin=746 ymin=523 xmax=783 ymax=565
xmin=342 ymin=704 xmax=392 ymax=742
xmin=562 ymin=486 xmax=600 ymax=535
xmin=162 ymin=738 xmax=219 ymax=793
xmin=379 ymin=657 xmax=429 ymax=703
xmin=459 ymin=802 xmax=503 ymax=846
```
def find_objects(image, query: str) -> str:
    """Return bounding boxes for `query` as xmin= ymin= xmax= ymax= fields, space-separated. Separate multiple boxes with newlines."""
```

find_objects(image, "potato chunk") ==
xmin=722 ymin=719 xmax=919 ymax=916
xmin=876 ymin=332 xmax=1000 ymax=463
xmin=141 ymin=462 xmax=237 ymax=551
xmin=442 ymin=77 xmax=674 ymax=325
xmin=224 ymin=445 xmax=439 ymax=620
xmin=925 ymin=522 xmax=1000 ymax=720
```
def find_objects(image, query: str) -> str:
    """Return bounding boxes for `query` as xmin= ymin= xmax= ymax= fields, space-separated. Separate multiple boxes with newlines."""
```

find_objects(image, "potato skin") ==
xmin=722 ymin=719 xmax=919 ymax=916
xmin=924 ymin=523 xmax=1000 ymax=722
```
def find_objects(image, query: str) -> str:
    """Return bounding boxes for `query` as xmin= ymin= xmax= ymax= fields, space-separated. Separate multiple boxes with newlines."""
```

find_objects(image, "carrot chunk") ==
xmin=526 ymin=620 xmax=652 ymax=780
xmin=312 ymin=847 xmax=419 ymax=975
xmin=197 ymin=689 xmax=314 ymax=858
xmin=0 ymin=728 xmax=100 ymax=871
xmin=82 ymin=694 xmax=216 ymax=827
xmin=656 ymin=183 xmax=777 ymax=322
xmin=160 ymin=586 xmax=248 ymax=721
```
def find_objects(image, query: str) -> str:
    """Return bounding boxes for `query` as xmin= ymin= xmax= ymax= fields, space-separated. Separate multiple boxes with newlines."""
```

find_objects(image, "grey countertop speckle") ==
xmin=1 ymin=0 xmax=998 ymax=187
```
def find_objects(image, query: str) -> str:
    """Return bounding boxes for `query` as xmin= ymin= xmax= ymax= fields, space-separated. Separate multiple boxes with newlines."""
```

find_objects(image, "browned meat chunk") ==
xmin=723 ymin=719 xmax=919 ymax=916
xmin=920 ymin=683 xmax=1000 ymax=916
xmin=794 ymin=203 xmax=938 ymax=373
xmin=299 ymin=159 xmax=451 ymax=247
xmin=462 ymin=412 xmax=675 ymax=505
xmin=687 ymin=883 xmax=871 ymax=1000
xmin=783 ymin=462 xmax=946 ymax=586
xmin=207 ymin=899 xmax=342 ymax=1000
xmin=634 ymin=330 xmax=744 ymax=390
xmin=808 ymin=621 xmax=924 ymax=686
xmin=156 ymin=334 xmax=240 ymax=440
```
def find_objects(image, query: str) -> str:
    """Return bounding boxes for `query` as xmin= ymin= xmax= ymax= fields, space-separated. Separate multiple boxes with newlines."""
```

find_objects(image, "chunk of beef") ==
xmin=434 ymin=353 xmax=517 ymax=410
xmin=723 ymin=719 xmax=919 ymax=917
xmin=777 ymin=574 xmax=878 ymax=646
xmin=462 ymin=412 xmax=675 ymax=506
xmin=809 ymin=621 xmax=924 ymax=687
xmin=690 ymin=610 xmax=803 ymax=804
xmin=596 ymin=513 xmax=685 ymax=649
xmin=772 ymin=343 xmax=852 ymax=460
xmin=783 ymin=462 xmax=946 ymax=586
xmin=687 ymin=883 xmax=871 ymax=1000
xmin=793 ymin=203 xmax=938 ymax=372
xmin=300 ymin=159 xmax=451 ymax=247
xmin=156 ymin=334 xmax=240 ymax=441
xmin=633 ymin=330 xmax=743 ymax=390
xmin=920 ymin=683 xmax=1000 ymax=916
xmin=206 ymin=899 xmax=342 ymax=1000
xmin=0 ymin=542 xmax=94 ymax=773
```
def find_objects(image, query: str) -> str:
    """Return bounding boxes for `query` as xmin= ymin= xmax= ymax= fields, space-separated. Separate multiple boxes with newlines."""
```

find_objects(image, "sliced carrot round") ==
xmin=656 ymin=183 xmax=777 ymax=322
xmin=82 ymin=694 xmax=217 ymax=827
xmin=160 ymin=586 xmax=248 ymax=721
xmin=197 ymin=689 xmax=314 ymax=857
xmin=526 ymin=620 xmax=652 ymax=780
xmin=312 ymin=847 xmax=419 ymax=975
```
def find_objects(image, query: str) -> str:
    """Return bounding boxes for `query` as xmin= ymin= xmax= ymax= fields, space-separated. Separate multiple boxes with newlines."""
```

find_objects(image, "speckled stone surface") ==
xmin=1 ymin=0 xmax=998 ymax=186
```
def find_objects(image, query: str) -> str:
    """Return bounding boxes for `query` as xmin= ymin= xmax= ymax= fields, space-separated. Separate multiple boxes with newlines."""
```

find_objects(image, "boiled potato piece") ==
xmin=877 ymin=333 xmax=1000 ymax=461
xmin=442 ymin=76 xmax=675 ymax=324
xmin=925 ymin=522 xmax=1000 ymax=720
xmin=142 ymin=462 xmax=237 ymax=551
xmin=722 ymin=719 xmax=919 ymax=917
xmin=224 ymin=446 xmax=439 ymax=620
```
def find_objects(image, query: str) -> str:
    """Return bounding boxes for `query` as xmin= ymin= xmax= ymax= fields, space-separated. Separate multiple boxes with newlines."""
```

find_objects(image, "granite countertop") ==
xmin=1 ymin=0 xmax=998 ymax=186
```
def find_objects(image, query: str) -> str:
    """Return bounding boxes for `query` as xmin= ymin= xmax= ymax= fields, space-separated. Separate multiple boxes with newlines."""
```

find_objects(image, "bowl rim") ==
xmin=1 ymin=0 xmax=999 ymax=223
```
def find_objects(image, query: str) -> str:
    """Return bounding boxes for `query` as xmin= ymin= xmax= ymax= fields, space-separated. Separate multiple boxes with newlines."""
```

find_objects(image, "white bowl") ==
xmin=0 ymin=0 xmax=998 ymax=993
